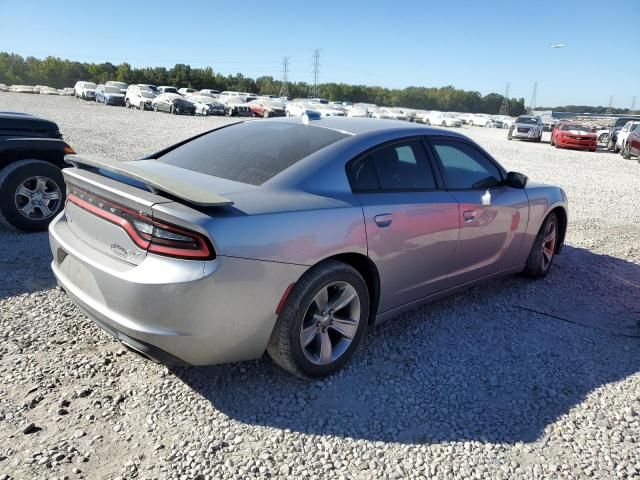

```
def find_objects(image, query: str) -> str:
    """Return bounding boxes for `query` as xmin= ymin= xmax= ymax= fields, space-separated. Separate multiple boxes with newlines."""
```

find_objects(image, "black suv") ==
xmin=0 ymin=112 xmax=75 ymax=231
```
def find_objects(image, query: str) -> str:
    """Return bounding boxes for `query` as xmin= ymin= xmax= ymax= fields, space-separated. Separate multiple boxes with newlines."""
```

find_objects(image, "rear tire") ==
xmin=622 ymin=143 xmax=631 ymax=159
xmin=267 ymin=260 xmax=369 ymax=379
xmin=522 ymin=212 xmax=559 ymax=279
xmin=125 ymin=99 xmax=130 ymax=108
xmin=0 ymin=160 xmax=65 ymax=232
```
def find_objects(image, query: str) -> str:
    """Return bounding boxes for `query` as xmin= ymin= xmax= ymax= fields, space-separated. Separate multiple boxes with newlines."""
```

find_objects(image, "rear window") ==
xmin=157 ymin=122 xmax=349 ymax=186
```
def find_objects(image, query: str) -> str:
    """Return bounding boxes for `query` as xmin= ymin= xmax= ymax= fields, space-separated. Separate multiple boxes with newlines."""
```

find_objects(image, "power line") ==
xmin=279 ymin=56 xmax=290 ymax=98
xmin=527 ymin=81 xmax=538 ymax=114
xmin=309 ymin=49 xmax=321 ymax=98
xmin=499 ymin=83 xmax=510 ymax=116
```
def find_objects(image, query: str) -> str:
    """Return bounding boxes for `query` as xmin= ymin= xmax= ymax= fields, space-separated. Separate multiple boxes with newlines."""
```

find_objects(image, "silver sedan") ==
xmin=49 ymin=117 xmax=568 ymax=378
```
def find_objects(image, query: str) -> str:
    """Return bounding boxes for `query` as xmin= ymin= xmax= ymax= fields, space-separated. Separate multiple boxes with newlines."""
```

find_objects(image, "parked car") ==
xmin=248 ymin=99 xmax=286 ymax=118
xmin=550 ymin=122 xmax=597 ymax=151
xmin=49 ymin=117 xmax=568 ymax=378
xmin=458 ymin=113 xmax=474 ymax=125
xmin=507 ymin=116 xmax=543 ymax=142
xmin=469 ymin=114 xmax=494 ymax=127
xmin=125 ymin=85 xmax=156 ymax=110
xmin=622 ymin=124 xmax=640 ymax=161
xmin=492 ymin=115 xmax=515 ymax=129
xmin=348 ymin=104 xmax=370 ymax=118
xmin=189 ymin=95 xmax=225 ymax=116
xmin=285 ymin=101 xmax=320 ymax=117
xmin=95 ymin=84 xmax=125 ymax=106
xmin=74 ymin=81 xmax=97 ymax=100
xmin=0 ymin=111 xmax=76 ymax=231
xmin=151 ymin=93 xmax=196 ymax=115
xmin=615 ymin=121 xmax=640 ymax=153
xmin=0 ymin=83 xmax=8 ymax=92
xmin=59 ymin=87 xmax=76 ymax=96
xmin=607 ymin=117 xmax=640 ymax=151
xmin=220 ymin=97 xmax=252 ymax=117
xmin=105 ymin=81 xmax=129 ymax=94
xmin=199 ymin=89 xmax=220 ymax=96
xmin=8 ymin=85 xmax=36 ymax=93
xmin=425 ymin=111 xmax=462 ymax=127
xmin=39 ymin=86 xmax=59 ymax=95
xmin=178 ymin=87 xmax=197 ymax=96
xmin=314 ymin=104 xmax=347 ymax=117
xmin=157 ymin=86 xmax=179 ymax=94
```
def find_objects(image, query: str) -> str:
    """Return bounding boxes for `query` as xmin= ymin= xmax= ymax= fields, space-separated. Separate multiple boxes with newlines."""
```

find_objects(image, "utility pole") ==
xmin=279 ymin=56 xmax=290 ymax=98
xmin=527 ymin=81 xmax=538 ymax=114
xmin=605 ymin=96 xmax=613 ymax=115
xmin=309 ymin=49 xmax=320 ymax=98
xmin=498 ymin=83 xmax=510 ymax=116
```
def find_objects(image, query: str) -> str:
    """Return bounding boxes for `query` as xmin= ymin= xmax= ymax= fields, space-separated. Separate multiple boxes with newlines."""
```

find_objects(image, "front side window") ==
xmin=349 ymin=140 xmax=437 ymax=191
xmin=430 ymin=140 xmax=502 ymax=189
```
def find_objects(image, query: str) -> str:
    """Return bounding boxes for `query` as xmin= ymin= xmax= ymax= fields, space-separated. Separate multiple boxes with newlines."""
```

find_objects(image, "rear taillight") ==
xmin=66 ymin=185 xmax=215 ymax=260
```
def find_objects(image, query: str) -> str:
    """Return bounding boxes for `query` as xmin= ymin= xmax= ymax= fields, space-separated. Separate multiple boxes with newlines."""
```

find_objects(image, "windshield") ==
xmin=104 ymin=86 xmax=121 ymax=94
xmin=516 ymin=117 xmax=538 ymax=125
xmin=84 ymin=82 xmax=97 ymax=89
xmin=157 ymin=122 xmax=349 ymax=186
xmin=107 ymin=82 xmax=127 ymax=89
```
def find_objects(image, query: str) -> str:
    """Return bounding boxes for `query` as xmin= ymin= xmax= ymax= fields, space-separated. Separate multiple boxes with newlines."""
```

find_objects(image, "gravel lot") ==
xmin=0 ymin=92 xmax=639 ymax=480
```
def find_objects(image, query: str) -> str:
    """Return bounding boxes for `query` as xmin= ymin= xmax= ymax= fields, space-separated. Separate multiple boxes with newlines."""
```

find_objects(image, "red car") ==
xmin=551 ymin=122 xmax=597 ymax=152
xmin=247 ymin=99 xmax=286 ymax=118
xmin=622 ymin=125 xmax=640 ymax=161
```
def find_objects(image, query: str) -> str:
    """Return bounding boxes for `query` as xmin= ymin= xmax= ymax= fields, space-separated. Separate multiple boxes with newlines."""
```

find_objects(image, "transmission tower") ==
xmin=498 ymin=83 xmax=510 ymax=116
xmin=279 ymin=56 xmax=290 ymax=98
xmin=631 ymin=96 xmax=636 ymax=113
xmin=527 ymin=81 xmax=538 ymax=114
xmin=309 ymin=49 xmax=321 ymax=98
xmin=605 ymin=96 xmax=613 ymax=115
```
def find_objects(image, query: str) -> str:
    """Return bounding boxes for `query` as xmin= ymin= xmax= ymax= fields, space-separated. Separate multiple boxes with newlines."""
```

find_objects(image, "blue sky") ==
xmin=1 ymin=0 xmax=638 ymax=107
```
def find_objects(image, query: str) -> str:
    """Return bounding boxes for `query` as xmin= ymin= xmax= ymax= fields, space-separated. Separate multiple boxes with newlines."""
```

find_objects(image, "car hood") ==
xmin=561 ymin=129 xmax=595 ymax=136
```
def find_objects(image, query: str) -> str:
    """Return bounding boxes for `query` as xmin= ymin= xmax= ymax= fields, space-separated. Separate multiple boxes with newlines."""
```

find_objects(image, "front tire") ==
xmin=267 ymin=260 xmax=369 ymax=378
xmin=0 ymin=160 xmax=65 ymax=232
xmin=522 ymin=212 xmax=559 ymax=279
xmin=125 ymin=99 xmax=130 ymax=108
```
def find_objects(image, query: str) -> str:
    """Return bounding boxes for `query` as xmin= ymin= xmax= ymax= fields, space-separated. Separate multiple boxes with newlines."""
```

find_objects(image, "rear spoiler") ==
xmin=65 ymin=154 xmax=234 ymax=207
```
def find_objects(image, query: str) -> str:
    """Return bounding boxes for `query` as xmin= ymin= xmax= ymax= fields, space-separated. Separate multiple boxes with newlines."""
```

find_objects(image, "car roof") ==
xmin=267 ymin=116 xmax=467 ymax=138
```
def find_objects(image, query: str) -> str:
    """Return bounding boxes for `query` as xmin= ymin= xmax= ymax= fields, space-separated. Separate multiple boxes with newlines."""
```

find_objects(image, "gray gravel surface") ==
xmin=0 ymin=92 xmax=639 ymax=480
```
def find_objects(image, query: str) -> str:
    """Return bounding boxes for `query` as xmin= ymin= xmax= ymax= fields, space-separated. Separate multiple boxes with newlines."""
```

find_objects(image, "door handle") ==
xmin=463 ymin=210 xmax=476 ymax=222
xmin=374 ymin=214 xmax=393 ymax=228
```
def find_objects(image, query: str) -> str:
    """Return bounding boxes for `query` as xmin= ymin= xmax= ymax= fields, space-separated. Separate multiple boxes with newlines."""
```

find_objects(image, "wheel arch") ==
xmin=316 ymin=252 xmax=381 ymax=324
xmin=0 ymin=148 xmax=67 ymax=170
xmin=549 ymin=205 xmax=568 ymax=254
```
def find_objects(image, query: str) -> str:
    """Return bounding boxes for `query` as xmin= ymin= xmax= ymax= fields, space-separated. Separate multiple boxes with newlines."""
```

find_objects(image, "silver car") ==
xmin=49 ymin=118 xmax=568 ymax=378
xmin=508 ymin=115 xmax=544 ymax=142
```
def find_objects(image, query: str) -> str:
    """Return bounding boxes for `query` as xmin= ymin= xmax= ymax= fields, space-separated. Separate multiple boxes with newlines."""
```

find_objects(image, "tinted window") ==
xmin=349 ymin=140 xmax=437 ymax=191
xmin=431 ymin=140 xmax=502 ymax=189
xmin=158 ymin=122 xmax=349 ymax=186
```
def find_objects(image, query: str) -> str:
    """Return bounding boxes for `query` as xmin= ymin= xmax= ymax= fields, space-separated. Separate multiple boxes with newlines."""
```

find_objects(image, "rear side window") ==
xmin=430 ymin=140 xmax=502 ymax=189
xmin=349 ymin=140 xmax=437 ymax=191
xmin=157 ymin=122 xmax=348 ymax=185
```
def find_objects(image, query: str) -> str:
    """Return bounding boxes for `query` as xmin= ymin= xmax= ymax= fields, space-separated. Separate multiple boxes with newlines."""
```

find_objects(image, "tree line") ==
xmin=0 ymin=52 xmax=531 ymax=114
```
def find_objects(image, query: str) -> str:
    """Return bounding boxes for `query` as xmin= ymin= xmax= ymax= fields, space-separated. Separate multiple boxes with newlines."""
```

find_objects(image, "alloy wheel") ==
xmin=299 ymin=281 xmax=361 ymax=365
xmin=541 ymin=218 xmax=557 ymax=270
xmin=14 ymin=176 xmax=62 ymax=220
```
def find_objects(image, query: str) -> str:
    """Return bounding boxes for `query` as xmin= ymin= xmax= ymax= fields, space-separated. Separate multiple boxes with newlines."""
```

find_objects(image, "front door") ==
xmin=349 ymin=138 xmax=459 ymax=312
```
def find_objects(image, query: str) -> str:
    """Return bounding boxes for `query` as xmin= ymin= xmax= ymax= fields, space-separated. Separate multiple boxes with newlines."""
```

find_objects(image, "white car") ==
xmin=74 ymin=81 xmax=97 ymax=100
xmin=493 ymin=115 xmax=516 ymax=129
xmin=125 ymin=84 xmax=156 ymax=110
xmin=0 ymin=83 xmax=8 ymax=92
xmin=285 ymin=101 xmax=320 ymax=117
xmin=199 ymin=89 xmax=220 ymax=97
xmin=371 ymin=107 xmax=392 ymax=119
xmin=58 ymin=87 xmax=75 ymax=96
xmin=189 ymin=95 xmax=225 ymax=116
xmin=458 ymin=113 xmax=474 ymax=125
xmin=348 ymin=105 xmax=369 ymax=117
xmin=178 ymin=87 xmax=197 ymax=96
xmin=105 ymin=81 xmax=129 ymax=94
xmin=616 ymin=121 xmax=640 ymax=153
xmin=314 ymin=104 xmax=346 ymax=117
xmin=469 ymin=113 xmax=494 ymax=127
xmin=39 ymin=86 xmax=59 ymax=95
xmin=157 ymin=86 xmax=179 ymax=94
xmin=425 ymin=111 xmax=462 ymax=127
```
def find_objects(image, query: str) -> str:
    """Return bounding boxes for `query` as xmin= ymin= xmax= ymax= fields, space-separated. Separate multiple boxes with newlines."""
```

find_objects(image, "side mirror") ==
xmin=506 ymin=171 xmax=528 ymax=189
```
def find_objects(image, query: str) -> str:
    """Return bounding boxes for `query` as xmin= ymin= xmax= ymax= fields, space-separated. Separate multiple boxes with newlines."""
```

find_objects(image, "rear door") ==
xmin=428 ymin=137 xmax=529 ymax=284
xmin=349 ymin=138 xmax=459 ymax=312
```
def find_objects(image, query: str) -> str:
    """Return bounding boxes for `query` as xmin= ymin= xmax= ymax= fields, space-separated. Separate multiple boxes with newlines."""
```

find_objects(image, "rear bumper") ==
xmin=49 ymin=212 xmax=306 ymax=365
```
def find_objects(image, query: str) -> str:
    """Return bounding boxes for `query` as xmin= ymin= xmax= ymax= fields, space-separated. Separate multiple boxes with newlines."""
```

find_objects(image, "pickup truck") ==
xmin=0 ymin=112 xmax=76 ymax=231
